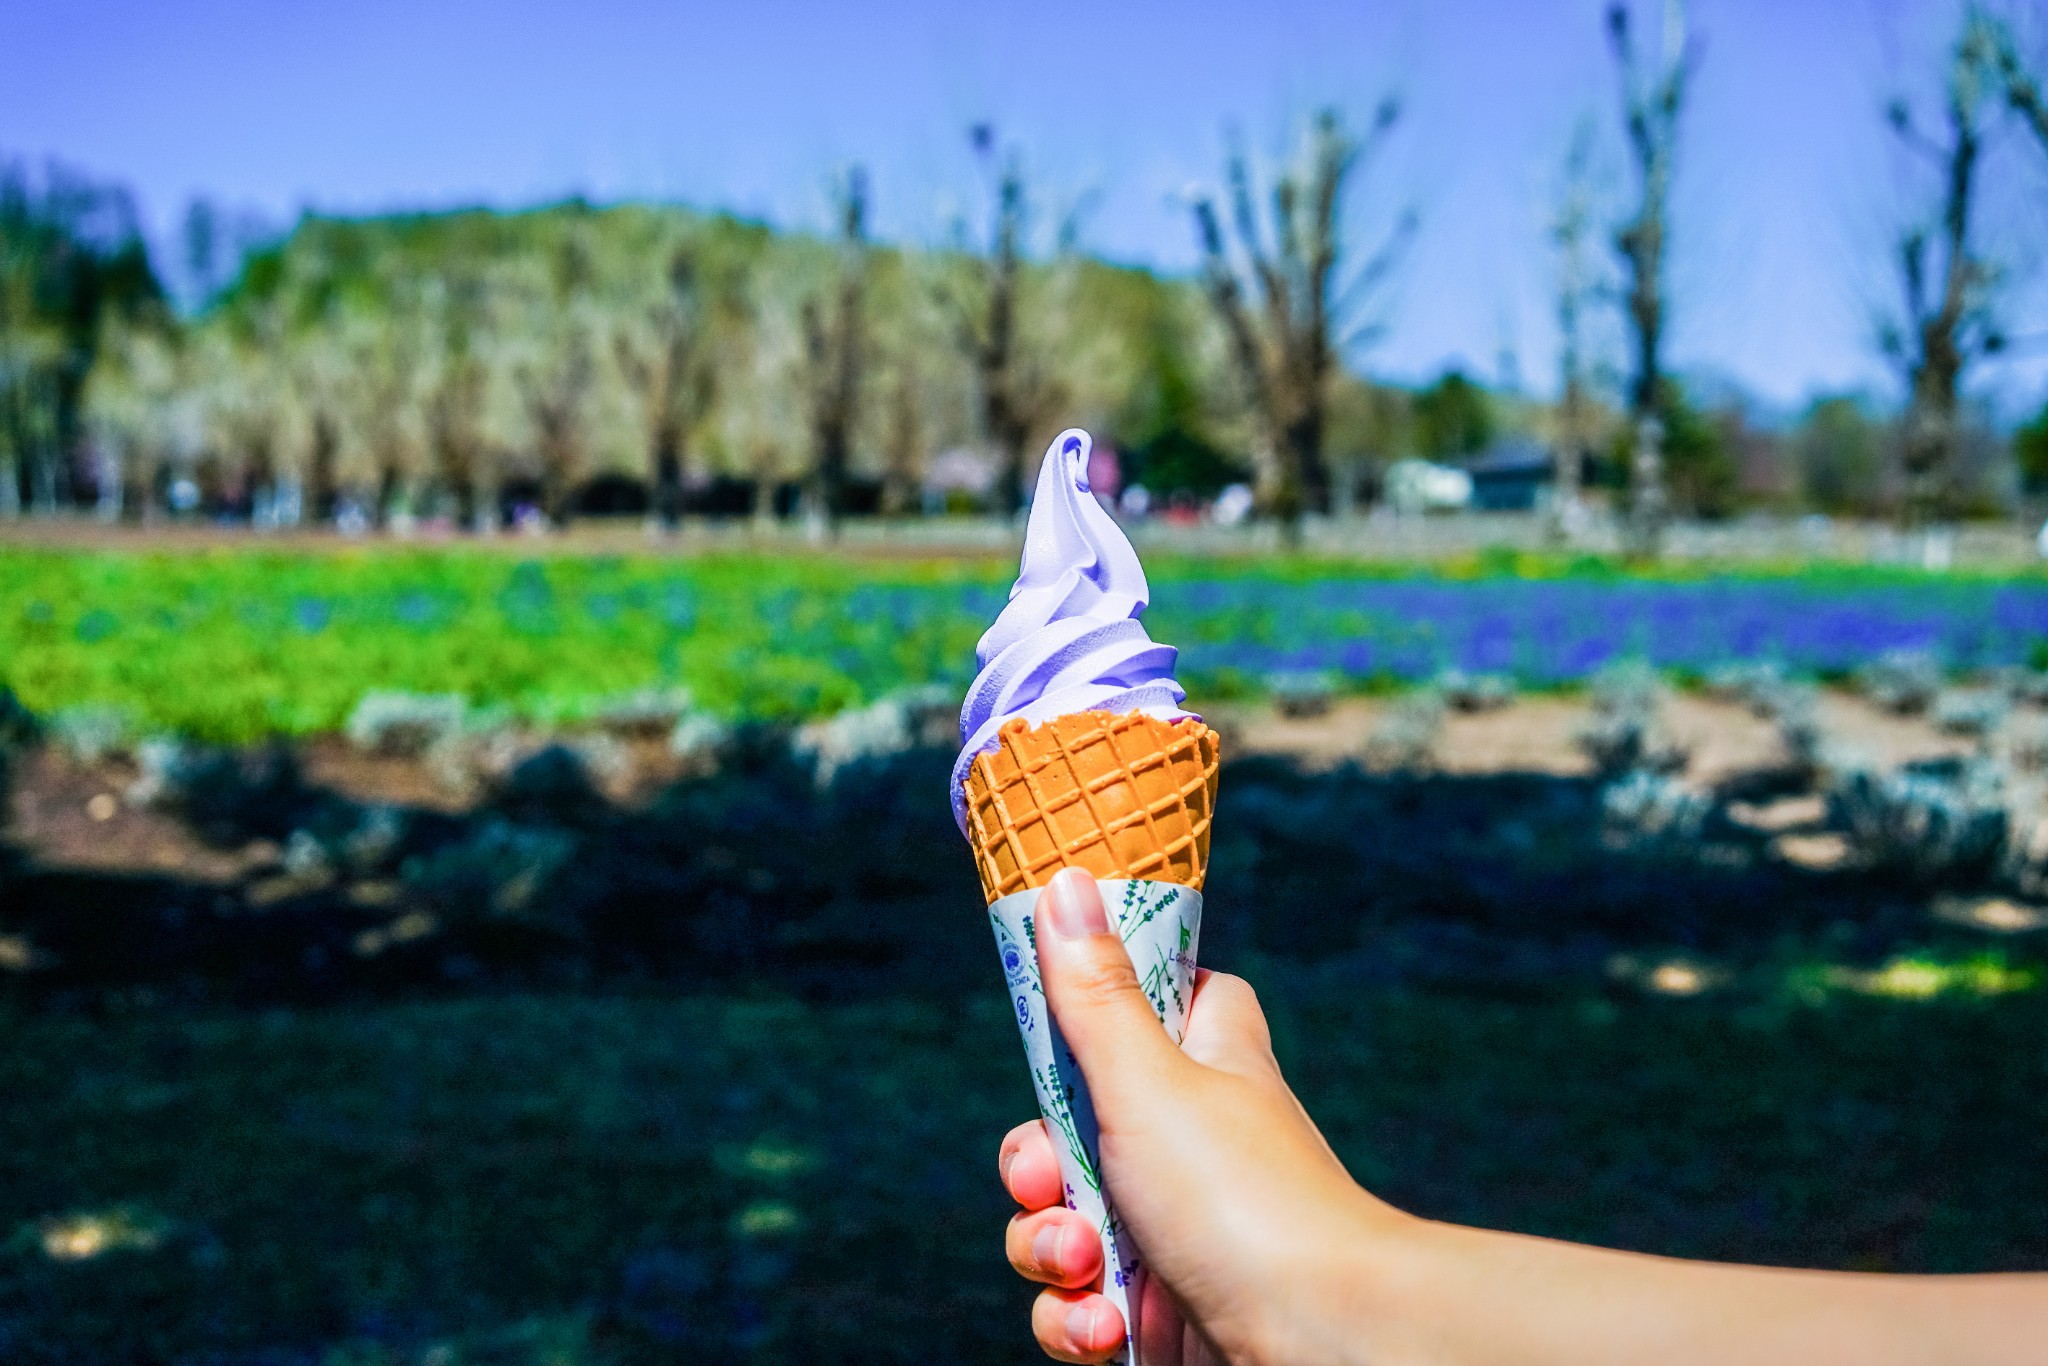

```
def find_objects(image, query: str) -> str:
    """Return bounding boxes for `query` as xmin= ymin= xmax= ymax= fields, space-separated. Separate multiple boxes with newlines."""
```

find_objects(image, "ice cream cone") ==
xmin=963 ymin=711 xmax=1220 ymax=906
xmin=953 ymin=430 xmax=1217 ymax=1366
xmin=968 ymin=713 xmax=1219 ymax=1366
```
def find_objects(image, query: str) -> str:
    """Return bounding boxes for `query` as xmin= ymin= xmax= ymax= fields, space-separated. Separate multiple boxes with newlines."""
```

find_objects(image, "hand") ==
xmin=996 ymin=869 xmax=1420 ymax=1366
xmin=993 ymin=877 xmax=2048 ymax=1366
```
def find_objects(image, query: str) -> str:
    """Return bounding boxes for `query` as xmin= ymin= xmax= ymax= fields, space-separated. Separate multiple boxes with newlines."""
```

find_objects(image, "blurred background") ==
xmin=4 ymin=1 xmax=2048 ymax=1362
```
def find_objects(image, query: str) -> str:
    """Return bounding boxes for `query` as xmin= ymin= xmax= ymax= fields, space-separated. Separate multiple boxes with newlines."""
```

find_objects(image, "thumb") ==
xmin=1034 ymin=868 xmax=1185 ymax=1128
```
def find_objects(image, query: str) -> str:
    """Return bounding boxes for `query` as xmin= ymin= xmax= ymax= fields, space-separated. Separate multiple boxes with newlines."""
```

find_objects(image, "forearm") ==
xmin=1350 ymin=1217 xmax=2048 ymax=1366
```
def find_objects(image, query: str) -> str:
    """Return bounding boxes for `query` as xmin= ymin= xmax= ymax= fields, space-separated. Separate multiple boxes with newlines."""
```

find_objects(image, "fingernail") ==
xmin=1065 ymin=1300 xmax=1102 ymax=1349
xmin=1045 ymin=871 xmax=1107 ymax=940
xmin=999 ymin=1149 xmax=1016 ymax=1189
xmin=1031 ymin=1221 xmax=1065 ymax=1275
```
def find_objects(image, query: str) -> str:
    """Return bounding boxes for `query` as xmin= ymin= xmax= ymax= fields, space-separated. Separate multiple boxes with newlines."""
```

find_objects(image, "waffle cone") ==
xmin=962 ymin=711 xmax=1221 ymax=906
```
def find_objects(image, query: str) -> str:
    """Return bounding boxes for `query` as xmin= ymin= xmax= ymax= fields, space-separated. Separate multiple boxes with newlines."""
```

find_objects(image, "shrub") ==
xmin=1933 ymin=688 xmax=2009 ymax=738
xmin=1436 ymin=669 xmax=1516 ymax=712
xmin=594 ymin=687 xmax=695 ymax=738
xmin=1577 ymin=661 xmax=1687 ymax=779
xmin=1827 ymin=756 xmax=2005 ymax=880
xmin=1857 ymin=648 xmax=1943 ymax=715
xmin=1758 ymin=680 xmax=1826 ymax=771
xmin=1704 ymin=659 xmax=1787 ymax=715
xmin=47 ymin=703 xmax=135 ymax=764
xmin=1601 ymin=770 xmax=1712 ymax=845
xmin=1364 ymin=692 xmax=1444 ymax=771
xmin=794 ymin=698 xmax=915 ymax=787
xmin=1269 ymin=671 xmax=1340 ymax=719
xmin=670 ymin=711 xmax=735 ymax=772
xmin=125 ymin=737 xmax=197 ymax=809
xmin=345 ymin=692 xmax=468 ymax=757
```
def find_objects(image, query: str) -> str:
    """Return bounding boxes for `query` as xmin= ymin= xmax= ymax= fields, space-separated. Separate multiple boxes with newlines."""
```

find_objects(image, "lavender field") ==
xmin=3 ymin=547 xmax=2042 ymax=743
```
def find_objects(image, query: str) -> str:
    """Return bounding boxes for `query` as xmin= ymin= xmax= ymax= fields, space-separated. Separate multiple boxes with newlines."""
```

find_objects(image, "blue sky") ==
xmin=8 ymin=0 xmax=2046 ymax=416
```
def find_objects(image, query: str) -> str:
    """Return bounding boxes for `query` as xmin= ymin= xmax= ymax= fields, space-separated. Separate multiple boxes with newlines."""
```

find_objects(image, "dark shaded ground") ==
xmin=0 ymin=738 xmax=2004 ymax=1006
xmin=2 ymin=736 xmax=2046 ymax=1363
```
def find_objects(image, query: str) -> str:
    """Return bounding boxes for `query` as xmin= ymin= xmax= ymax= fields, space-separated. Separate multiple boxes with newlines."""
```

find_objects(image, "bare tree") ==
xmin=1881 ymin=10 xmax=2006 ymax=523
xmin=1551 ymin=121 xmax=1602 ymax=541
xmin=425 ymin=353 xmax=487 ymax=529
xmin=1607 ymin=0 xmax=1696 ymax=558
xmin=332 ymin=292 xmax=426 ymax=530
xmin=1190 ymin=105 xmax=1411 ymax=532
xmin=1987 ymin=14 xmax=2048 ymax=152
xmin=527 ymin=342 xmax=590 ymax=527
xmin=615 ymin=246 xmax=715 ymax=531
xmin=802 ymin=169 xmax=870 ymax=536
xmin=942 ymin=127 xmax=1064 ymax=516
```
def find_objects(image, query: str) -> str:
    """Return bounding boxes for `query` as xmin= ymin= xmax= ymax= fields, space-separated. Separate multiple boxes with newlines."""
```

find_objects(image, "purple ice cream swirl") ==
xmin=952 ymin=428 xmax=1192 ymax=835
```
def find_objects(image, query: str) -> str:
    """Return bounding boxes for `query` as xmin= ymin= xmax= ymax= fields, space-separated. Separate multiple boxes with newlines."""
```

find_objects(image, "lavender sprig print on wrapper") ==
xmin=989 ymin=879 xmax=1202 ymax=1366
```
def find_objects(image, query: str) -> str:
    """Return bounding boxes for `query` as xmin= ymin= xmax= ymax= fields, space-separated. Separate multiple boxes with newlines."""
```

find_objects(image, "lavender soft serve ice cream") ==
xmin=951 ymin=428 xmax=1193 ymax=834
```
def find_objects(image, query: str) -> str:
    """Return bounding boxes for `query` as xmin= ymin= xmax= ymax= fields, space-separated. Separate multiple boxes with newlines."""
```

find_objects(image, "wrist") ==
xmin=1244 ymin=1189 xmax=1454 ymax=1366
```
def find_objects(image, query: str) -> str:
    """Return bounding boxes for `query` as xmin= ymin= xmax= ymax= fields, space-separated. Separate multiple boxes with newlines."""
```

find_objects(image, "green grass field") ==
xmin=2 ymin=544 xmax=2039 ymax=743
xmin=6 ymin=971 xmax=2045 ymax=1364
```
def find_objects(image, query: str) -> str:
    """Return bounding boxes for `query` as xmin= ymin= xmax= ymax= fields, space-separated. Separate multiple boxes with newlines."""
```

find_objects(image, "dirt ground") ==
xmin=1211 ymin=688 xmax=1972 ymax=780
xmin=6 ymin=689 xmax=1974 ymax=890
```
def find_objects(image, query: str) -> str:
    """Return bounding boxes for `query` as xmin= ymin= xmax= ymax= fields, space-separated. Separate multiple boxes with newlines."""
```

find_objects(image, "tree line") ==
xmin=2 ymin=3 xmax=2045 ymax=543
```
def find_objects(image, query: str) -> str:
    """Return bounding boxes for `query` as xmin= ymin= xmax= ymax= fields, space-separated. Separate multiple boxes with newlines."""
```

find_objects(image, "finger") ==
xmin=1031 ymin=1287 xmax=1127 ymax=1364
xmin=1181 ymin=973 xmax=1343 ymax=1166
xmin=1034 ymin=869 xmax=1185 ymax=1125
xmin=1000 ymin=1119 xmax=1066 ymax=1211
xmin=1179 ymin=970 xmax=1278 ymax=1079
xmin=1135 ymin=1265 xmax=1207 ymax=1366
xmin=1005 ymin=1207 xmax=1105 ymax=1288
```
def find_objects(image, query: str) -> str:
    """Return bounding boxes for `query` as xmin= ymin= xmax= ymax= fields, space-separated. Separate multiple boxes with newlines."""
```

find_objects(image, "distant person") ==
xmin=997 ymin=869 xmax=2048 ymax=1365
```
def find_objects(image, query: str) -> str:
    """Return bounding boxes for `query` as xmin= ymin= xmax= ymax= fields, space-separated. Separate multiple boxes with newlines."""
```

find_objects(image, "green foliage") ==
xmin=1613 ymin=382 xmax=1739 ymax=517
xmin=1116 ymin=280 xmax=1248 ymax=497
xmin=1126 ymin=427 xmax=1249 ymax=498
xmin=1797 ymin=395 xmax=1889 ymax=514
xmin=0 ymin=163 xmax=168 ymax=489
xmin=1411 ymin=369 xmax=1494 ymax=459
xmin=2016 ymin=399 xmax=2048 ymax=496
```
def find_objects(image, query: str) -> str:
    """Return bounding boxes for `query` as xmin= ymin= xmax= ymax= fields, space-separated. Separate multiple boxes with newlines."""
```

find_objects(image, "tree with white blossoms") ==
xmin=330 ymin=285 xmax=430 ymax=527
xmin=200 ymin=281 xmax=293 ymax=519
xmin=80 ymin=310 xmax=186 ymax=519
xmin=416 ymin=269 xmax=501 ymax=530
xmin=516 ymin=226 xmax=602 ymax=526
xmin=612 ymin=236 xmax=722 ymax=530
xmin=54 ymin=195 xmax=1225 ymax=529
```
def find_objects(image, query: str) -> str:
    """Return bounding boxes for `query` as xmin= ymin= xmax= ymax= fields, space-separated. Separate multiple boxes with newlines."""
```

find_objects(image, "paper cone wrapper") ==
xmin=990 ymin=878 xmax=1201 ymax=1366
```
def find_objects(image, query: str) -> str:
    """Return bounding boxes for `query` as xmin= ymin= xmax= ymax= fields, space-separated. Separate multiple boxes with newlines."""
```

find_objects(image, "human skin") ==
xmin=1000 ymin=867 xmax=2048 ymax=1366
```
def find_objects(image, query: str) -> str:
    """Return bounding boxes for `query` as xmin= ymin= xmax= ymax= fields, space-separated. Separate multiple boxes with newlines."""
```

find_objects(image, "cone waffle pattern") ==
xmin=963 ymin=711 xmax=1220 ymax=905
